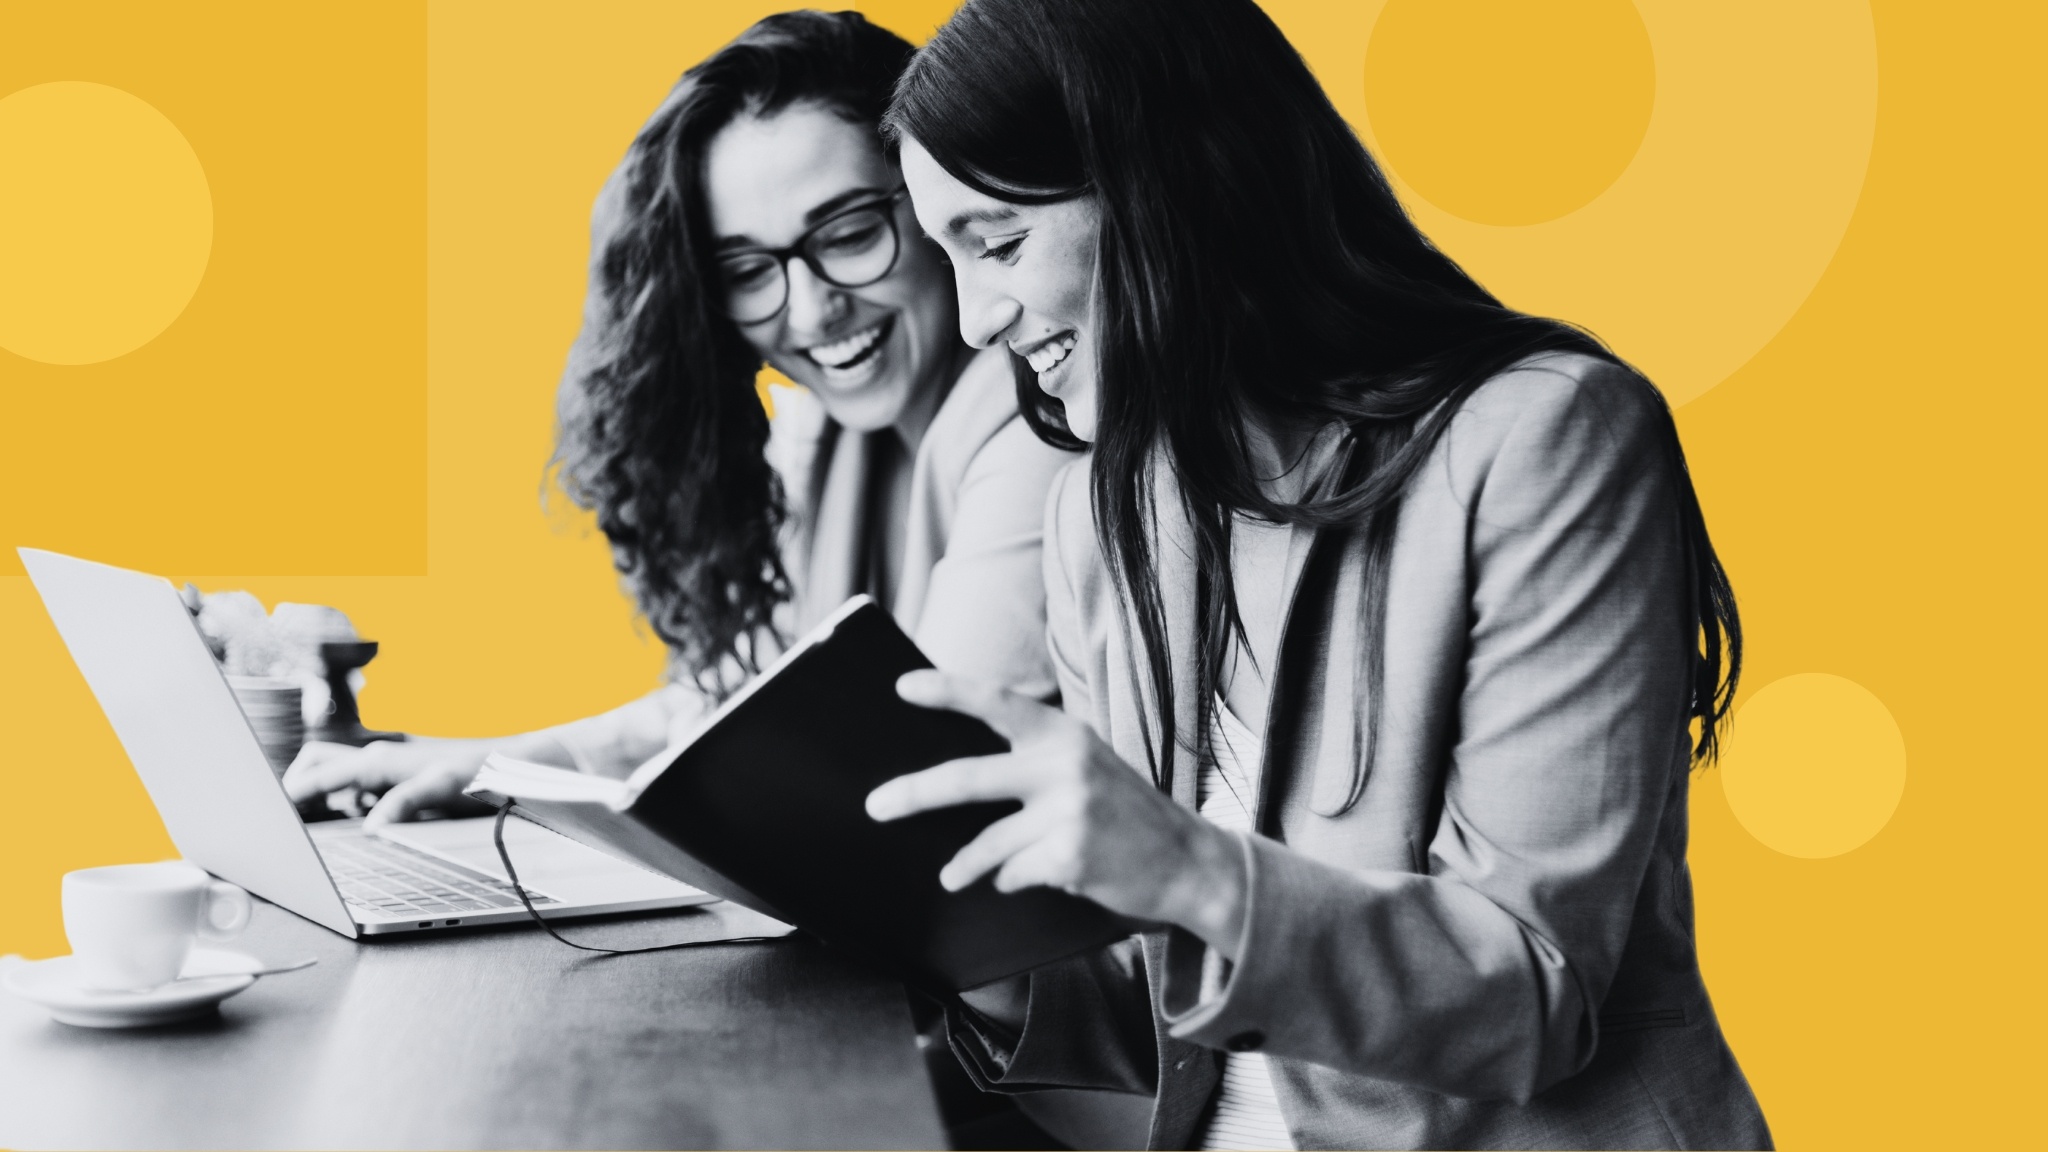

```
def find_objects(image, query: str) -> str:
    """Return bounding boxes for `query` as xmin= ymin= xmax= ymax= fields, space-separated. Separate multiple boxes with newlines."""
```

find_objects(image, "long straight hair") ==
xmin=888 ymin=0 xmax=1739 ymax=802
xmin=553 ymin=12 xmax=914 ymax=690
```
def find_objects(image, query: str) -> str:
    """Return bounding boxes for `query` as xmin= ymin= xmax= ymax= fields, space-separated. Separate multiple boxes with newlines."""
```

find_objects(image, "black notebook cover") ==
xmin=625 ymin=598 xmax=1139 ymax=991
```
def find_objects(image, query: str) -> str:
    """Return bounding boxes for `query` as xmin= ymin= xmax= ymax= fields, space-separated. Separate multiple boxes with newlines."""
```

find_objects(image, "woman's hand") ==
xmin=867 ymin=670 xmax=1250 ymax=959
xmin=282 ymin=739 xmax=495 ymax=827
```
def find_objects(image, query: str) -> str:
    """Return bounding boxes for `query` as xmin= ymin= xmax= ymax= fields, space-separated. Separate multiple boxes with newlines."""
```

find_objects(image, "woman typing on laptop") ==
xmin=286 ymin=11 xmax=1076 ymax=824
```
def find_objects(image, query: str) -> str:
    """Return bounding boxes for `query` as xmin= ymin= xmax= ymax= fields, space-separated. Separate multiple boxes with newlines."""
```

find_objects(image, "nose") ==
xmin=954 ymin=270 xmax=1021 ymax=350
xmin=784 ymin=258 xmax=847 ymax=336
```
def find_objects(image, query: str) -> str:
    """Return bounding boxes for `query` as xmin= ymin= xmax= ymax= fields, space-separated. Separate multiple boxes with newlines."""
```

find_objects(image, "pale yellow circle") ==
xmin=1341 ymin=1 xmax=1877 ymax=404
xmin=1719 ymin=673 xmax=1906 ymax=858
xmin=0 ymin=82 xmax=213 ymax=365
xmin=1365 ymin=0 xmax=1655 ymax=227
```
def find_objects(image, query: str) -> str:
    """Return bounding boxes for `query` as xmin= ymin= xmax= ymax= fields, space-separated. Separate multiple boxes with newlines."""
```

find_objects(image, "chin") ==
xmin=812 ymin=379 xmax=911 ymax=432
xmin=1050 ymin=374 xmax=1097 ymax=443
xmin=1058 ymin=401 xmax=1097 ymax=443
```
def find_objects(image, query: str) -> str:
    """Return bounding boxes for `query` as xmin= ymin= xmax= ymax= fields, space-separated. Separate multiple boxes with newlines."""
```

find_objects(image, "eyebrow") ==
xmin=715 ymin=185 xmax=895 ymax=252
xmin=805 ymin=186 xmax=892 ymax=226
xmin=943 ymin=206 xmax=1020 ymax=240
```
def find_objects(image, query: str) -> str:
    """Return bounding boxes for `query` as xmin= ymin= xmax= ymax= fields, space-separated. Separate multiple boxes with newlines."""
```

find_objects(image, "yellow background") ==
xmin=2 ymin=2 xmax=2040 ymax=1146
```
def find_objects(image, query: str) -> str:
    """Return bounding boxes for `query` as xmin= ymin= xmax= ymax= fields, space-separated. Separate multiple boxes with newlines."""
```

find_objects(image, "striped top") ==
xmin=1195 ymin=698 xmax=1297 ymax=1152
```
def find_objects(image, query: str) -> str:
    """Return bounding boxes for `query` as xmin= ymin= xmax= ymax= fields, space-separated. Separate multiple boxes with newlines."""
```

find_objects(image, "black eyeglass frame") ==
xmin=716 ymin=187 xmax=913 ymax=325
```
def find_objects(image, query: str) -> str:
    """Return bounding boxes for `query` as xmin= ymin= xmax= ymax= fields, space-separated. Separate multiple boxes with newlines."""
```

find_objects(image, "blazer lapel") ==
xmin=1122 ymin=462 xmax=1207 ymax=807
xmin=1144 ymin=464 xmax=1361 ymax=821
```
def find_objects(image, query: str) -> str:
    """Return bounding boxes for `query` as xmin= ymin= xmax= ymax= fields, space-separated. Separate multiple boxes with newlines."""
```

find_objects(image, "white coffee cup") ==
xmin=61 ymin=862 xmax=252 ymax=991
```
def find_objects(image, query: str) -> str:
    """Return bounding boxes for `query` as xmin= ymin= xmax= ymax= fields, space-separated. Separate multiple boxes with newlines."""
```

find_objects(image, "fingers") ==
xmin=938 ymin=808 xmax=1045 ymax=891
xmin=895 ymin=670 xmax=1058 ymax=743
xmin=363 ymin=767 xmax=471 ymax=828
xmin=991 ymin=833 xmax=1087 ymax=896
xmin=282 ymin=741 xmax=393 ymax=802
xmin=865 ymin=753 xmax=1036 ymax=822
xmin=943 ymin=810 xmax=1095 ymax=898
xmin=280 ymin=742 xmax=343 ymax=801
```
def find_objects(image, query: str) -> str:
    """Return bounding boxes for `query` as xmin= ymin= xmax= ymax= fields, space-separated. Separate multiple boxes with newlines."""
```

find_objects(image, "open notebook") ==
xmin=468 ymin=596 xmax=1137 ymax=991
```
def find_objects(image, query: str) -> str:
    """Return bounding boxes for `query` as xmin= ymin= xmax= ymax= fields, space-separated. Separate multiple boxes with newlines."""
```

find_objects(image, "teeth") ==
xmin=1024 ymin=333 xmax=1077 ymax=375
xmin=806 ymin=323 xmax=885 ymax=369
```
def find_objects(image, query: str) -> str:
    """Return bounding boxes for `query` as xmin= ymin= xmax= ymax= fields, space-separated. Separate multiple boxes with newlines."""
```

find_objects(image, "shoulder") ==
xmin=928 ymin=346 xmax=1026 ymax=465
xmin=766 ymin=381 xmax=828 ymax=442
xmin=964 ymin=411 xmax=1082 ymax=487
xmin=1040 ymin=454 xmax=1112 ymax=659
xmin=1042 ymin=455 xmax=1110 ymax=603
xmin=1453 ymin=351 xmax=1666 ymax=448
xmin=943 ymin=411 xmax=1083 ymax=547
xmin=1436 ymin=352 xmax=1675 ymax=528
xmin=764 ymin=381 xmax=830 ymax=494
xmin=939 ymin=348 xmax=1081 ymax=510
xmin=1044 ymin=454 xmax=1097 ymax=560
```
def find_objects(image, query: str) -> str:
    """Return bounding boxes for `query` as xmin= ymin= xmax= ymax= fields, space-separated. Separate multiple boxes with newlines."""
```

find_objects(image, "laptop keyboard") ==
xmin=318 ymin=833 xmax=558 ymax=918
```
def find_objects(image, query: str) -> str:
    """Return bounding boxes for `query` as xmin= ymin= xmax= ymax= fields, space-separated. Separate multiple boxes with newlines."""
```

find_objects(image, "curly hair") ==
xmin=551 ymin=11 xmax=916 ymax=692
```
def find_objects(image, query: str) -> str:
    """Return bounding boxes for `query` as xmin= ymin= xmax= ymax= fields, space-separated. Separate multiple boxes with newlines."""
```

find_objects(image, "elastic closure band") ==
xmin=492 ymin=801 xmax=785 ymax=955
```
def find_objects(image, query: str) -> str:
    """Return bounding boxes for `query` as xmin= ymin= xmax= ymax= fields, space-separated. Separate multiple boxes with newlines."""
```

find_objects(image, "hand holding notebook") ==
xmin=467 ymin=595 xmax=1138 ymax=991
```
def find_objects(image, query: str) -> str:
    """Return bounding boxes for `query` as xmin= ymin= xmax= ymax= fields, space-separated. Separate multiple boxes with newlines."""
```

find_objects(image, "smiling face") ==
xmin=898 ymin=137 xmax=1103 ymax=442
xmin=703 ymin=103 xmax=961 ymax=434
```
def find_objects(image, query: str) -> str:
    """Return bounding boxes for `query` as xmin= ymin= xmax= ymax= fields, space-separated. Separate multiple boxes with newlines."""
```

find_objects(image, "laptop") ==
xmin=18 ymin=547 xmax=717 ymax=938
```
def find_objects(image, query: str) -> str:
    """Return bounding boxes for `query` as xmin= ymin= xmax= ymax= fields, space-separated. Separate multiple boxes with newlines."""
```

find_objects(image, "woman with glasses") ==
xmin=864 ymin=0 xmax=1770 ymax=1147
xmin=285 ymin=10 xmax=1077 ymax=822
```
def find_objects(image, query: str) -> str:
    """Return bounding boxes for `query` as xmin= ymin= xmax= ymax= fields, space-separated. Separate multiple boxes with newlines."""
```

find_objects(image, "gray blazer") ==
xmin=948 ymin=354 xmax=1771 ymax=1150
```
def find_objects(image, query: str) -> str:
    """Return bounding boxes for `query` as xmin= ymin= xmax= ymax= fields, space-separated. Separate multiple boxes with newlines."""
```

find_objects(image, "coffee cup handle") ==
xmin=200 ymin=880 xmax=252 ymax=938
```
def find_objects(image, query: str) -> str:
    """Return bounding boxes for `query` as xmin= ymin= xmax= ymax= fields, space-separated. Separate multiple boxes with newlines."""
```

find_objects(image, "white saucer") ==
xmin=1 ymin=948 xmax=264 ymax=1028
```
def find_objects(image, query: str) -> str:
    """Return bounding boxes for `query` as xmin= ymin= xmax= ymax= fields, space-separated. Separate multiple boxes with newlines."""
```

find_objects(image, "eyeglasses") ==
xmin=715 ymin=188 xmax=911 ymax=325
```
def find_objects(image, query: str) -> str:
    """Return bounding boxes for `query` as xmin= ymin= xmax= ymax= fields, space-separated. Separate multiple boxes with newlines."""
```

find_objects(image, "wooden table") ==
xmin=0 ymin=900 xmax=947 ymax=1149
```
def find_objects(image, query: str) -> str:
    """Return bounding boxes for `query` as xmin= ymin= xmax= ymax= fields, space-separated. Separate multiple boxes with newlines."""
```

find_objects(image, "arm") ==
xmin=872 ymin=368 xmax=1693 ymax=1103
xmin=512 ymin=681 xmax=708 ymax=776
xmin=284 ymin=682 xmax=711 ymax=823
xmin=1156 ymin=369 xmax=1691 ymax=1100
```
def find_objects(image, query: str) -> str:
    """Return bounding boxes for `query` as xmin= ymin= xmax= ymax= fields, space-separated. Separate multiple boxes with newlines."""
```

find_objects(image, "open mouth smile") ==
xmin=1013 ymin=330 xmax=1078 ymax=383
xmin=802 ymin=316 xmax=893 ymax=375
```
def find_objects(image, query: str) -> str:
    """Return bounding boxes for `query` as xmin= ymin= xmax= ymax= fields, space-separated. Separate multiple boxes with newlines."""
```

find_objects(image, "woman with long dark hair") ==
xmin=286 ymin=10 xmax=1076 ymax=821
xmin=866 ymin=0 xmax=1770 ymax=1147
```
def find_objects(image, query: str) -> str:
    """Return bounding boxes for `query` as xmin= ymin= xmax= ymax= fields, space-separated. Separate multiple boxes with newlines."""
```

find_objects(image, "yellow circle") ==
xmin=1338 ymin=1 xmax=1877 ymax=405
xmin=1365 ymin=0 xmax=1654 ymax=226
xmin=0 ymin=82 xmax=213 ymax=365
xmin=1719 ymin=673 xmax=1906 ymax=858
